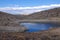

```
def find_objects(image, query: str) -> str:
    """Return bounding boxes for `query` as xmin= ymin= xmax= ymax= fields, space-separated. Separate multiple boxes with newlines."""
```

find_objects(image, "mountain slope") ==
xmin=0 ymin=11 xmax=19 ymax=26
xmin=25 ymin=7 xmax=60 ymax=19
xmin=0 ymin=11 xmax=27 ymax=32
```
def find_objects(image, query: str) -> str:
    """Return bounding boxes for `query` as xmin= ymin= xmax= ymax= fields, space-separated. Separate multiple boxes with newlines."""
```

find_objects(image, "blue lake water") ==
xmin=21 ymin=23 xmax=59 ymax=32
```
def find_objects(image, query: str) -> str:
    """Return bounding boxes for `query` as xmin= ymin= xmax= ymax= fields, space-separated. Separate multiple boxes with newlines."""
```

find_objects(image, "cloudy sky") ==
xmin=0 ymin=0 xmax=60 ymax=15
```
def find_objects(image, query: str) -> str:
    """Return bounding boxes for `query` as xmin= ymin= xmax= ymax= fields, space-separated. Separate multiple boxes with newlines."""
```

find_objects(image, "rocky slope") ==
xmin=0 ymin=27 xmax=60 ymax=40
xmin=0 ymin=11 xmax=18 ymax=26
xmin=14 ymin=15 xmax=27 ymax=20
xmin=0 ymin=11 xmax=27 ymax=32
xmin=0 ymin=7 xmax=60 ymax=40
xmin=25 ymin=7 xmax=60 ymax=19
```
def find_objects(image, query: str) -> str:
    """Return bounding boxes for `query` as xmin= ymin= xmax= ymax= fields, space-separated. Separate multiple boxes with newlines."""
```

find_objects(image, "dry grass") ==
xmin=0 ymin=27 xmax=60 ymax=40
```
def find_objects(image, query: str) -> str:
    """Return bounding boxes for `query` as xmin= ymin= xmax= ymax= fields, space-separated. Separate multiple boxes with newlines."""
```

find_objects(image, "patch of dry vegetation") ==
xmin=0 ymin=28 xmax=60 ymax=40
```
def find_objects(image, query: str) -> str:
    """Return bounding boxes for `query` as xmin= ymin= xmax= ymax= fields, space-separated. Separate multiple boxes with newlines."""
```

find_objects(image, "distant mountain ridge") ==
xmin=25 ymin=7 xmax=60 ymax=19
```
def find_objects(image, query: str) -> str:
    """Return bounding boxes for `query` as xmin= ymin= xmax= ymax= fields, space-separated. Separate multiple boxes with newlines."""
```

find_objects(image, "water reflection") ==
xmin=21 ymin=23 xmax=59 ymax=32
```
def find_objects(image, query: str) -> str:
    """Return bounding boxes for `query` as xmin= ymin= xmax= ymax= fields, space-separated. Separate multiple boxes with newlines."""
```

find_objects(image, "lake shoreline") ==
xmin=0 ymin=27 xmax=60 ymax=40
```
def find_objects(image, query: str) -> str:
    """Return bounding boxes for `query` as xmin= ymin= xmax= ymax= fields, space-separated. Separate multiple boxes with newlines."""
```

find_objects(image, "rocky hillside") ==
xmin=0 ymin=11 xmax=27 ymax=32
xmin=14 ymin=15 xmax=27 ymax=20
xmin=0 ymin=11 xmax=19 ymax=26
xmin=25 ymin=7 xmax=60 ymax=19
xmin=0 ymin=11 xmax=27 ymax=26
xmin=0 ymin=27 xmax=60 ymax=40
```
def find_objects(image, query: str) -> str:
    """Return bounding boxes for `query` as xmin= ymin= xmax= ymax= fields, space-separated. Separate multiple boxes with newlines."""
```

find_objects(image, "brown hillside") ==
xmin=25 ymin=7 xmax=60 ymax=19
xmin=0 ymin=11 xmax=19 ymax=26
xmin=0 ymin=27 xmax=60 ymax=40
xmin=0 ymin=11 xmax=27 ymax=32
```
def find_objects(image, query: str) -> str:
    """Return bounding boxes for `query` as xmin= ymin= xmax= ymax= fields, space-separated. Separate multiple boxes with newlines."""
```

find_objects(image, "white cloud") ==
xmin=0 ymin=4 xmax=60 ymax=15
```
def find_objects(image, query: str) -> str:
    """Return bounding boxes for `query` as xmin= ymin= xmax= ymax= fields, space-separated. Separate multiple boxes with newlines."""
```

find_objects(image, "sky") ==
xmin=0 ymin=0 xmax=60 ymax=15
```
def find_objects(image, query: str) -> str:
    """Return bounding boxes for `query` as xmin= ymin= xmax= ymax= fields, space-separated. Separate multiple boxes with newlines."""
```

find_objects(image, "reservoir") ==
xmin=21 ymin=23 xmax=59 ymax=32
